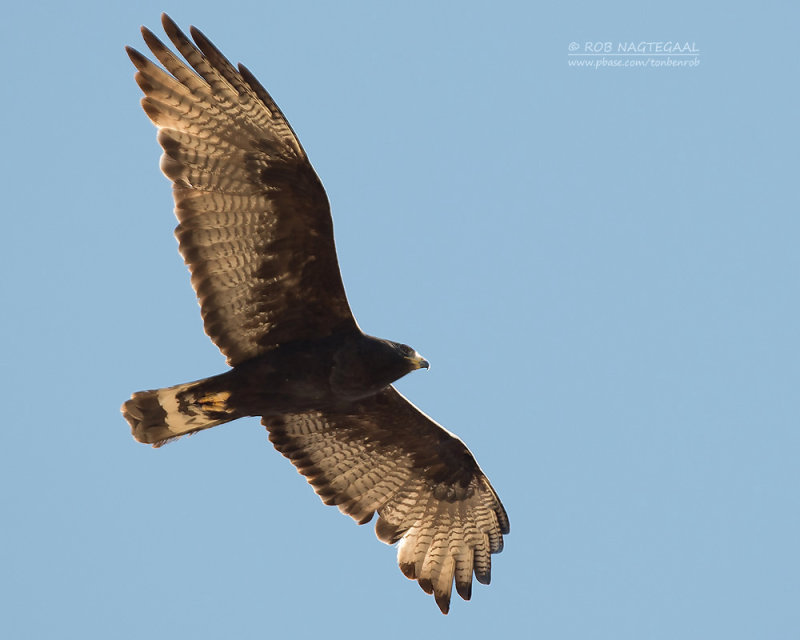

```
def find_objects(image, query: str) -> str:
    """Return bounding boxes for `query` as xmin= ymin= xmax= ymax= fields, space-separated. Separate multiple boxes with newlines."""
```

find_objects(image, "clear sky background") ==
xmin=2 ymin=1 xmax=798 ymax=638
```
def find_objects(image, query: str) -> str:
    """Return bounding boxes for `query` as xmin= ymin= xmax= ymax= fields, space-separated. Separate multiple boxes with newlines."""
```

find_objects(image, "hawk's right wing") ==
xmin=127 ymin=15 xmax=357 ymax=366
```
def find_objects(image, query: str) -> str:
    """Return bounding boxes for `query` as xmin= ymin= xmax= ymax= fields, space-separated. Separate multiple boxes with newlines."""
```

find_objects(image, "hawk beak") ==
xmin=409 ymin=352 xmax=430 ymax=370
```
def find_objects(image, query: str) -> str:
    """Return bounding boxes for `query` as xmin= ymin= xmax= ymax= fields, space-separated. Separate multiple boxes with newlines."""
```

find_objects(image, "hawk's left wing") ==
xmin=263 ymin=387 xmax=509 ymax=613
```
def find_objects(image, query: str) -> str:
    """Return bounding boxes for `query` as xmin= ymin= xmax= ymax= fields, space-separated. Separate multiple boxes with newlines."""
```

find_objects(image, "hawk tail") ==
xmin=122 ymin=377 xmax=239 ymax=447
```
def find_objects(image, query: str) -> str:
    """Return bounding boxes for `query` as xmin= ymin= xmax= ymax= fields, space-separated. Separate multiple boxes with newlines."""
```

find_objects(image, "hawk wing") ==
xmin=127 ymin=15 xmax=356 ymax=365
xmin=263 ymin=387 xmax=509 ymax=614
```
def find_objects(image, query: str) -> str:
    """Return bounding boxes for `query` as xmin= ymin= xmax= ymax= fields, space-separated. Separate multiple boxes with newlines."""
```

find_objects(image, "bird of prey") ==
xmin=122 ymin=14 xmax=508 ymax=614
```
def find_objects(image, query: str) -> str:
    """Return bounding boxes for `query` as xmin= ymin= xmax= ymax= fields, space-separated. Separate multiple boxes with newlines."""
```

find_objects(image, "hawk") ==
xmin=122 ymin=14 xmax=508 ymax=614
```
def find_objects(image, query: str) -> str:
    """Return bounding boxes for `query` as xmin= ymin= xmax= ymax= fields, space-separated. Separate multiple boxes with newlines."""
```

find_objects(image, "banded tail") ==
xmin=122 ymin=377 xmax=240 ymax=447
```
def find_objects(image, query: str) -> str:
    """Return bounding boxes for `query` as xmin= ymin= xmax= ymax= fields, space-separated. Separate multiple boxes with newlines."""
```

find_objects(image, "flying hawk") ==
xmin=122 ymin=14 xmax=508 ymax=614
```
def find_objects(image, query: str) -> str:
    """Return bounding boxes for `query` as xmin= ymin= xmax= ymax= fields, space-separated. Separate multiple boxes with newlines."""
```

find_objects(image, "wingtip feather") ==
xmin=455 ymin=579 xmax=472 ymax=601
xmin=434 ymin=593 xmax=451 ymax=615
xmin=126 ymin=46 xmax=147 ymax=69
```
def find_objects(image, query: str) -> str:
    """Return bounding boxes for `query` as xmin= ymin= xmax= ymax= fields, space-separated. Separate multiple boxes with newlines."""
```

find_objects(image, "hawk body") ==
xmin=123 ymin=14 xmax=508 ymax=614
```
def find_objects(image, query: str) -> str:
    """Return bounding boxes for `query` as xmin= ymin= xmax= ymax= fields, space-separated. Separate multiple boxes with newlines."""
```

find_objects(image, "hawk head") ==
xmin=331 ymin=335 xmax=429 ymax=400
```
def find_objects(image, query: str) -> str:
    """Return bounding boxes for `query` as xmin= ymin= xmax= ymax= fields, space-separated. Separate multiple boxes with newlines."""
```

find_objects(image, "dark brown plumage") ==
xmin=122 ymin=14 xmax=508 ymax=614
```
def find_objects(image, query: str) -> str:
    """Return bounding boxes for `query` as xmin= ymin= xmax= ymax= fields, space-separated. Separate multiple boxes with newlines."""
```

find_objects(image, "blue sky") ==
xmin=2 ymin=1 xmax=798 ymax=638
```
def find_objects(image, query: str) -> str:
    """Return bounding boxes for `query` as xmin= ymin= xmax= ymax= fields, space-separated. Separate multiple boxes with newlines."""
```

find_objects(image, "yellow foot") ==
xmin=197 ymin=391 xmax=232 ymax=413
